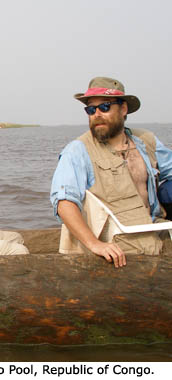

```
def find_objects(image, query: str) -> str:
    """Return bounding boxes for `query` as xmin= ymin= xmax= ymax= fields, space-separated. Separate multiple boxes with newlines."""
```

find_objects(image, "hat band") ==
xmin=84 ymin=87 xmax=124 ymax=97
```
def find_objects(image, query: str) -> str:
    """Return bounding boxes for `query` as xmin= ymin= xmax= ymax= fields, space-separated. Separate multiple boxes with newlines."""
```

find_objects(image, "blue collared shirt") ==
xmin=50 ymin=131 xmax=172 ymax=223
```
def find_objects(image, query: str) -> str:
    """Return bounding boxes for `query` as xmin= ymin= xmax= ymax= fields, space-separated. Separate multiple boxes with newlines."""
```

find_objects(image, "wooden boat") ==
xmin=0 ymin=227 xmax=172 ymax=346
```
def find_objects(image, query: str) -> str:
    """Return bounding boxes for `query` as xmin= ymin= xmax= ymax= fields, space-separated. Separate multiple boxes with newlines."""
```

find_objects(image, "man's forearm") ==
xmin=58 ymin=200 xmax=99 ymax=251
xmin=57 ymin=199 xmax=126 ymax=268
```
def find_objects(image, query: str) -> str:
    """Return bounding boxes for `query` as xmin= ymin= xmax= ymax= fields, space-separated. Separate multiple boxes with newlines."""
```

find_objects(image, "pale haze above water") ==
xmin=0 ymin=0 xmax=172 ymax=126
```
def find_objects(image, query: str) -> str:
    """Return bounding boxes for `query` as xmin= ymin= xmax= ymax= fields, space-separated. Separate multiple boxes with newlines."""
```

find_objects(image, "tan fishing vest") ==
xmin=59 ymin=128 xmax=163 ymax=256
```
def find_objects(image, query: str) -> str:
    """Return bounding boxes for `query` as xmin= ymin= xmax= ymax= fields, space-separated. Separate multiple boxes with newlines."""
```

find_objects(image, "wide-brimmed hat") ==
xmin=74 ymin=76 xmax=140 ymax=114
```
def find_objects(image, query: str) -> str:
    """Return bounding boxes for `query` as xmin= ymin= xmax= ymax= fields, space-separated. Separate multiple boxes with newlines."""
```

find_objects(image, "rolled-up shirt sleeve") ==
xmin=50 ymin=140 xmax=94 ymax=223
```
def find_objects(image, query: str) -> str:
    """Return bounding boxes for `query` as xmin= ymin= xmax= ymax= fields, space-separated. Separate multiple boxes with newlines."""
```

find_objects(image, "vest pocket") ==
xmin=94 ymin=158 xmax=142 ymax=203
xmin=113 ymin=231 xmax=162 ymax=256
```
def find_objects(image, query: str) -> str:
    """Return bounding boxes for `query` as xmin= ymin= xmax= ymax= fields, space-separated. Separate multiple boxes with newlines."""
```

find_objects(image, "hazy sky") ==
xmin=0 ymin=0 xmax=171 ymax=125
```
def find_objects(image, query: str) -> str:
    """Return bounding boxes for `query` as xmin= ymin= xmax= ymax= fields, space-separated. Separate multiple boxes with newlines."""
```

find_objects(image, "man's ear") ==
xmin=121 ymin=101 xmax=128 ymax=117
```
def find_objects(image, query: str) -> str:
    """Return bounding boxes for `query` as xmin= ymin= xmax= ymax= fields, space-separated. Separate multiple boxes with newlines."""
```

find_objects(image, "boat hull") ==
xmin=0 ymin=229 xmax=172 ymax=346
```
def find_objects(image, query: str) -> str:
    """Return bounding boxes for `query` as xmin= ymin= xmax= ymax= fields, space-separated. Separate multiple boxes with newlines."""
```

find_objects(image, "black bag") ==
xmin=157 ymin=180 xmax=172 ymax=221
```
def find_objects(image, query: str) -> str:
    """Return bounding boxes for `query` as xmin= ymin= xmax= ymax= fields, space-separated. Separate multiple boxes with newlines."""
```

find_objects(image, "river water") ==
xmin=0 ymin=124 xmax=88 ymax=230
xmin=1 ymin=123 xmax=172 ymax=230
xmin=0 ymin=123 xmax=172 ymax=361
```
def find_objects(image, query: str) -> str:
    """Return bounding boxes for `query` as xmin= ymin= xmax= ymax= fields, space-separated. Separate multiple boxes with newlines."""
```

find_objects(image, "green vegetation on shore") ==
xmin=0 ymin=122 xmax=40 ymax=129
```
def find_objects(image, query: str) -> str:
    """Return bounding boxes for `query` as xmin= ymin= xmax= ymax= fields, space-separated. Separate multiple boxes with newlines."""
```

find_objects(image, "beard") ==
xmin=89 ymin=114 xmax=124 ymax=143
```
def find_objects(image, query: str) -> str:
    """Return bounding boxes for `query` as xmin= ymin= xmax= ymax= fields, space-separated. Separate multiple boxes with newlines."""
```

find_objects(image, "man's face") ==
xmin=87 ymin=97 xmax=127 ymax=143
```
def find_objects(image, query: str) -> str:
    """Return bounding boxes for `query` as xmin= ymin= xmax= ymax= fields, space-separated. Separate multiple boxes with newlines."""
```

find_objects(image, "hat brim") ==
xmin=74 ymin=93 xmax=140 ymax=114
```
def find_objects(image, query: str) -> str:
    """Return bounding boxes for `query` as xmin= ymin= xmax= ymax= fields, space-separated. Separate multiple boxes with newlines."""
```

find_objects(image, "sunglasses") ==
xmin=84 ymin=100 xmax=122 ymax=115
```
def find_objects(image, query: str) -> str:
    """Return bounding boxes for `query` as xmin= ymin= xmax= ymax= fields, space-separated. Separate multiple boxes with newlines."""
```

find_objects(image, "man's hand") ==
xmin=90 ymin=240 xmax=126 ymax=268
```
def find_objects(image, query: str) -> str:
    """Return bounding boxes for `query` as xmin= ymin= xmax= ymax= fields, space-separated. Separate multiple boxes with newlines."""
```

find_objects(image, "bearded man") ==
xmin=50 ymin=77 xmax=172 ymax=268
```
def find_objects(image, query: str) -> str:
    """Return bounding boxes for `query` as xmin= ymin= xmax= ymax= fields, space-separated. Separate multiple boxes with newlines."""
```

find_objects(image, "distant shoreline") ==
xmin=0 ymin=123 xmax=40 ymax=129
xmin=0 ymin=122 xmax=171 ymax=129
